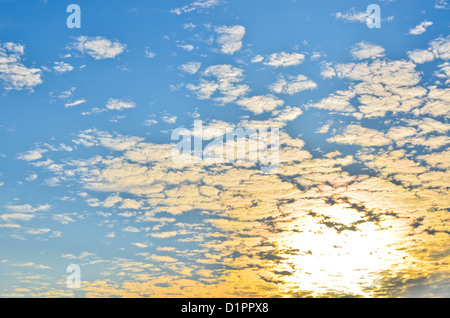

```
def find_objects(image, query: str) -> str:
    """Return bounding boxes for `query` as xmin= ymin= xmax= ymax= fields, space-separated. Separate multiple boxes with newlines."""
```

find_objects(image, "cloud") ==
xmin=146 ymin=254 xmax=178 ymax=263
xmin=0 ymin=213 xmax=35 ymax=221
xmin=26 ymin=228 xmax=51 ymax=235
xmin=415 ymin=86 xmax=450 ymax=118
xmin=171 ymin=0 xmax=221 ymax=15
xmin=150 ymin=231 xmax=178 ymax=239
xmin=11 ymin=262 xmax=51 ymax=270
xmin=407 ymin=35 xmax=450 ymax=64
xmin=187 ymin=64 xmax=249 ymax=104
xmin=0 ymin=42 xmax=42 ymax=91
xmin=429 ymin=35 xmax=450 ymax=60
xmin=57 ymin=87 xmax=76 ymax=99
xmin=162 ymin=115 xmax=177 ymax=124
xmin=269 ymin=74 xmax=317 ymax=95
xmin=132 ymin=242 xmax=148 ymax=249
xmin=53 ymin=61 xmax=73 ymax=74
xmin=318 ymin=58 xmax=426 ymax=118
xmin=418 ymin=150 xmax=450 ymax=170
xmin=144 ymin=119 xmax=158 ymax=126
xmin=434 ymin=0 xmax=448 ymax=9
xmin=123 ymin=226 xmax=140 ymax=233
xmin=309 ymin=89 xmax=357 ymax=114
xmin=145 ymin=47 xmax=156 ymax=58
xmin=256 ymin=52 xmax=305 ymax=68
xmin=179 ymin=61 xmax=201 ymax=74
xmin=71 ymin=36 xmax=126 ymax=60
xmin=351 ymin=42 xmax=385 ymax=60
xmin=334 ymin=8 xmax=369 ymax=23
xmin=434 ymin=62 xmax=450 ymax=83
xmin=236 ymin=94 xmax=284 ymax=114
xmin=409 ymin=21 xmax=433 ymax=35
xmin=17 ymin=113 xmax=450 ymax=298
xmin=105 ymin=98 xmax=136 ymax=111
xmin=408 ymin=49 xmax=436 ymax=64
xmin=65 ymin=99 xmax=86 ymax=108
xmin=328 ymin=125 xmax=392 ymax=147
xmin=215 ymin=25 xmax=245 ymax=55
xmin=2 ymin=42 xmax=24 ymax=55
xmin=9 ymin=30 xmax=450 ymax=299
xmin=6 ymin=204 xmax=51 ymax=213
xmin=177 ymin=44 xmax=194 ymax=52
xmin=17 ymin=149 xmax=48 ymax=161
xmin=52 ymin=214 xmax=75 ymax=224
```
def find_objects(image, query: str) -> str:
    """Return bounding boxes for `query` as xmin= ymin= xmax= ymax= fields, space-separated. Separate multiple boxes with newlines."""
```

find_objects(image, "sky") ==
xmin=0 ymin=0 xmax=449 ymax=297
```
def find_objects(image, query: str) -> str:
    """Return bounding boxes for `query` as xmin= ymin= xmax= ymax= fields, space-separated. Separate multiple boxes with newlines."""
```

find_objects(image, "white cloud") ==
xmin=12 ymin=262 xmax=51 ymax=269
xmin=132 ymin=242 xmax=148 ymax=249
xmin=269 ymin=74 xmax=317 ymax=95
xmin=5 ymin=203 xmax=51 ymax=213
xmin=58 ymin=87 xmax=76 ymax=99
xmin=183 ymin=23 xmax=196 ymax=30
xmin=27 ymin=228 xmax=51 ymax=235
xmin=0 ymin=42 xmax=42 ymax=91
xmin=145 ymin=47 xmax=156 ymax=58
xmin=53 ymin=61 xmax=73 ymax=74
xmin=52 ymin=214 xmax=75 ymax=224
xmin=351 ymin=42 xmax=385 ymax=60
xmin=123 ymin=226 xmax=140 ymax=233
xmin=179 ymin=61 xmax=201 ymax=74
xmin=2 ymin=42 xmax=24 ymax=55
xmin=251 ymin=55 xmax=264 ymax=63
xmin=407 ymin=35 xmax=450 ymax=64
xmin=72 ymin=36 xmax=126 ymax=60
xmin=334 ymin=8 xmax=369 ymax=23
xmin=434 ymin=62 xmax=450 ymax=84
xmin=17 ymin=149 xmax=47 ymax=161
xmin=261 ymin=52 xmax=305 ymax=68
xmin=150 ymin=231 xmax=178 ymax=238
xmin=430 ymin=35 xmax=450 ymax=60
xmin=408 ymin=21 xmax=433 ymax=35
xmin=162 ymin=115 xmax=177 ymax=124
xmin=106 ymin=98 xmax=136 ymax=111
xmin=177 ymin=44 xmax=194 ymax=52
xmin=144 ymin=119 xmax=158 ymax=126
xmin=186 ymin=80 xmax=219 ymax=100
xmin=328 ymin=125 xmax=391 ymax=147
xmin=171 ymin=0 xmax=220 ymax=15
xmin=408 ymin=49 xmax=436 ymax=64
xmin=237 ymin=94 xmax=284 ymax=114
xmin=0 ymin=213 xmax=35 ymax=222
xmin=187 ymin=64 xmax=249 ymax=104
xmin=65 ymin=99 xmax=86 ymax=108
xmin=215 ymin=25 xmax=246 ymax=55
xmin=434 ymin=0 xmax=448 ymax=9
xmin=309 ymin=89 xmax=357 ymax=114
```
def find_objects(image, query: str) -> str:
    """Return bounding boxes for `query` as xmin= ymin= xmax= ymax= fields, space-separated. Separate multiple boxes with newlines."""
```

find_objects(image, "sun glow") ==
xmin=264 ymin=204 xmax=409 ymax=297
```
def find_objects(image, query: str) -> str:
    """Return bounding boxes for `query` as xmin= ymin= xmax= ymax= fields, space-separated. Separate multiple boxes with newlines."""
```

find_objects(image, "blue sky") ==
xmin=0 ymin=0 xmax=449 ymax=297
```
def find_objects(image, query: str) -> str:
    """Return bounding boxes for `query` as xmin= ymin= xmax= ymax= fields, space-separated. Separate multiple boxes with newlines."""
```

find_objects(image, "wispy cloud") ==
xmin=171 ymin=0 xmax=221 ymax=15
xmin=409 ymin=20 xmax=433 ymax=35
xmin=105 ymin=98 xmax=136 ymax=111
xmin=334 ymin=8 xmax=369 ymax=23
xmin=65 ymin=99 xmax=86 ymax=108
xmin=253 ymin=52 xmax=305 ymax=68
